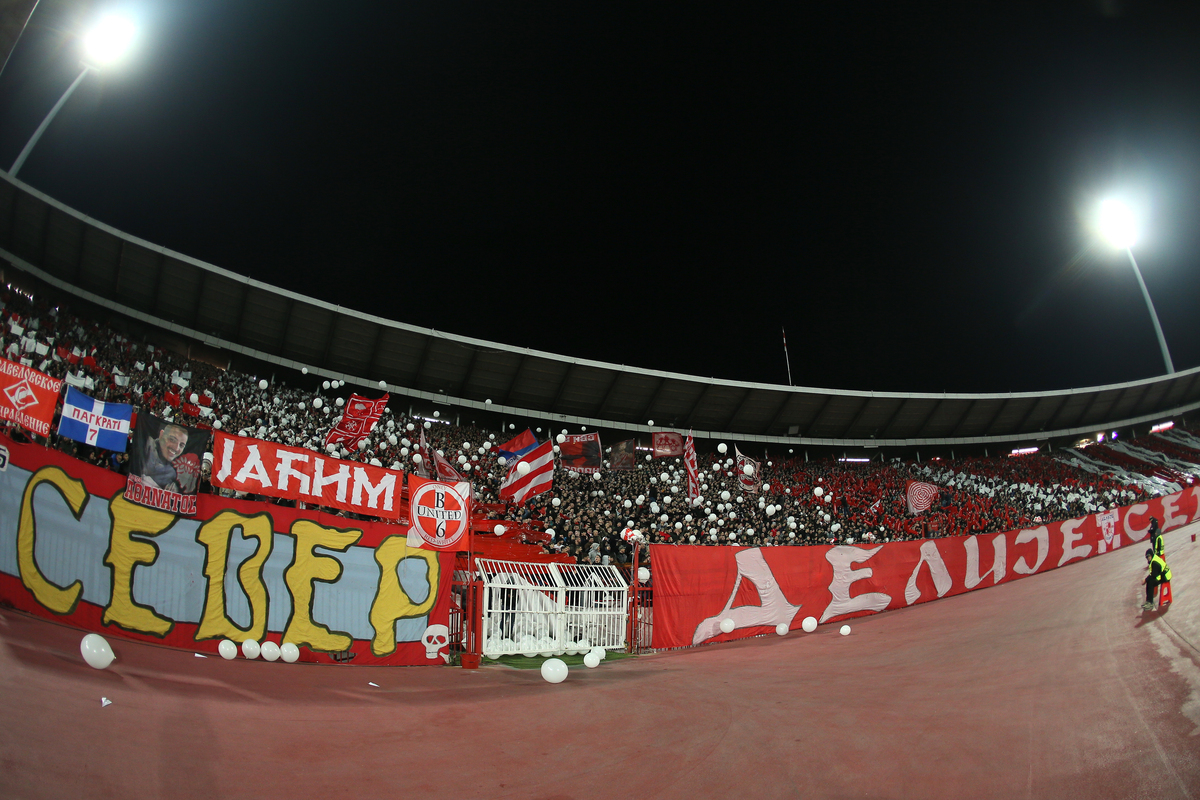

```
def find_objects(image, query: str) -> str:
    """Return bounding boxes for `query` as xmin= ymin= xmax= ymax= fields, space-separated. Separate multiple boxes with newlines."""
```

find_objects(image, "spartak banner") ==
xmin=652 ymin=432 xmax=684 ymax=458
xmin=735 ymin=446 xmax=759 ymax=493
xmin=648 ymin=487 xmax=1200 ymax=649
xmin=0 ymin=356 xmax=62 ymax=436
xmin=125 ymin=415 xmax=206 ymax=515
xmin=559 ymin=432 xmax=602 ymax=474
xmin=610 ymin=438 xmax=637 ymax=471
xmin=213 ymin=432 xmax=404 ymax=519
xmin=406 ymin=475 xmax=472 ymax=551
xmin=324 ymin=393 xmax=389 ymax=450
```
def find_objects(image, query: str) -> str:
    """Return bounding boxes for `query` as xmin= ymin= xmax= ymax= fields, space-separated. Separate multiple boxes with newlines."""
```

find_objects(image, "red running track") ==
xmin=2 ymin=524 xmax=1198 ymax=799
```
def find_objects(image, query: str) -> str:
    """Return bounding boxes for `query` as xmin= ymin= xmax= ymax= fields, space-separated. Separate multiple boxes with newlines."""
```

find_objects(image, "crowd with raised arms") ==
xmin=0 ymin=285 xmax=1192 ymax=565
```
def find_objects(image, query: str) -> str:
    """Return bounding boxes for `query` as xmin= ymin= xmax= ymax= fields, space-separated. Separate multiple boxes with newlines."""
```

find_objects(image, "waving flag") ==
xmin=684 ymin=431 xmax=700 ymax=501
xmin=324 ymin=393 xmax=389 ymax=450
xmin=498 ymin=428 xmax=539 ymax=460
xmin=559 ymin=432 xmax=602 ymax=474
xmin=499 ymin=441 xmax=554 ymax=505
xmin=735 ymin=446 xmax=759 ymax=493
xmin=58 ymin=386 xmax=133 ymax=451
xmin=906 ymin=481 xmax=939 ymax=514
xmin=431 ymin=446 xmax=464 ymax=482
xmin=652 ymin=432 xmax=684 ymax=458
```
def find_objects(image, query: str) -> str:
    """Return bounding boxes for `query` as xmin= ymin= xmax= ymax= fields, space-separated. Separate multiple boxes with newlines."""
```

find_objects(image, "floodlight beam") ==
xmin=9 ymin=65 xmax=92 ymax=177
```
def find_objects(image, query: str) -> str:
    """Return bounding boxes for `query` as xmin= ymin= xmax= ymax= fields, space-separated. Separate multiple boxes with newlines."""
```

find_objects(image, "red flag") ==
xmin=499 ymin=441 xmax=555 ymax=505
xmin=0 ymin=357 xmax=62 ymax=436
xmin=652 ymin=432 xmax=684 ymax=458
xmin=412 ymin=427 xmax=432 ymax=478
xmin=324 ymin=393 xmax=389 ymax=450
xmin=498 ymin=429 xmax=538 ymax=459
xmin=684 ymin=431 xmax=700 ymax=502
xmin=735 ymin=446 xmax=759 ymax=493
xmin=431 ymin=446 xmax=464 ymax=482
xmin=906 ymin=481 xmax=939 ymax=514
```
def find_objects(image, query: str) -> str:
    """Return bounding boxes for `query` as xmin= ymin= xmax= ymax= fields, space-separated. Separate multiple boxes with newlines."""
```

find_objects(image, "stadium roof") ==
xmin=1 ymin=170 xmax=1198 ymax=450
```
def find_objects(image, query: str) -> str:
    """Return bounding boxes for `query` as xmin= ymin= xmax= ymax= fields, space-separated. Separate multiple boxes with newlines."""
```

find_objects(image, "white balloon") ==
xmin=637 ymin=566 xmax=650 ymax=582
xmin=80 ymin=634 xmax=115 ymax=669
xmin=720 ymin=491 xmax=731 ymax=502
xmin=412 ymin=454 xmax=423 ymax=465
xmin=762 ymin=483 xmax=771 ymax=492
xmin=260 ymin=641 xmax=281 ymax=662
xmin=258 ymin=379 xmax=268 ymax=390
xmin=313 ymin=398 xmax=323 ymax=409
xmin=280 ymin=643 xmax=300 ymax=663
xmin=840 ymin=625 xmax=851 ymax=636
xmin=494 ymin=524 xmax=506 ymax=536
xmin=717 ymin=443 xmax=728 ymax=454
xmin=517 ymin=461 xmax=531 ymax=476
xmin=814 ymin=487 xmax=824 ymax=497
xmin=719 ymin=618 xmax=735 ymax=634
xmin=541 ymin=658 xmax=568 ymax=684
xmin=802 ymin=616 xmax=818 ymax=633
xmin=241 ymin=640 xmax=261 ymax=659
xmin=497 ymin=457 xmax=507 ymax=466
xmin=218 ymin=639 xmax=238 ymax=660
xmin=584 ymin=652 xmax=601 ymax=668
xmin=379 ymin=380 xmax=387 ymax=389
xmin=775 ymin=623 xmax=789 ymax=636
xmin=551 ymin=497 xmax=561 ymax=507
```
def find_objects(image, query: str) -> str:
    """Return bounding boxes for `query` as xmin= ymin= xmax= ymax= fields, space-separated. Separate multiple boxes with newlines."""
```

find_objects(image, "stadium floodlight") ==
xmin=1094 ymin=196 xmax=1174 ymax=376
xmin=9 ymin=14 xmax=138 ymax=177
xmin=1096 ymin=198 xmax=1138 ymax=249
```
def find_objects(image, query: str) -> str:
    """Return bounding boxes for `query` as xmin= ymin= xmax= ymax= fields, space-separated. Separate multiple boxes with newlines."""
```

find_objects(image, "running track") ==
xmin=2 ymin=523 xmax=1197 ymax=799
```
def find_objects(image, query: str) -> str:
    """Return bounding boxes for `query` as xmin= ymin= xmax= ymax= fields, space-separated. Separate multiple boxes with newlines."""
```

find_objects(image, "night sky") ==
xmin=1 ymin=1 xmax=1199 ymax=395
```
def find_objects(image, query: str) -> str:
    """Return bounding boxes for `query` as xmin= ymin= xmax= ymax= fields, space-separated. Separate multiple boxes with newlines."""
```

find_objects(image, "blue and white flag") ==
xmin=58 ymin=386 xmax=132 ymax=451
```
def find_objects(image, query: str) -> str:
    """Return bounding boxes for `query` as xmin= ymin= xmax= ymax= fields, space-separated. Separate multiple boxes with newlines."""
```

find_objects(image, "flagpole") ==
xmin=782 ymin=327 xmax=793 ymax=386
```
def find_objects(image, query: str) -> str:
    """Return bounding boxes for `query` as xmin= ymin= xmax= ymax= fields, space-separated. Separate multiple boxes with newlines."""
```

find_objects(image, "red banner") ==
xmin=559 ymin=432 xmax=602 ymax=474
xmin=652 ymin=432 xmax=684 ymax=458
xmin=213 ymin=432 xmax=404 ymax=519
xmin=648 ymin=488 xmax=1200 ymax=648
xmin=683 ymin=431 xmax=699 ymax=502
xmin=0 ymin=356 xmax=62 ymax=436
xmin=0 ymin=435 xmax=454 ymax=666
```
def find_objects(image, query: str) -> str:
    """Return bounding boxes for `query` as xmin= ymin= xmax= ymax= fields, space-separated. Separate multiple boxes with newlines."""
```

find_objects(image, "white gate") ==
xmin=476 ymin=558 xmax=629 ymax=658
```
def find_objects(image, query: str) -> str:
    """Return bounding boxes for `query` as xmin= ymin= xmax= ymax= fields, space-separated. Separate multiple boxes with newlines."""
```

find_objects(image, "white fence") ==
xmin=476 ymin=558 xmax=629 ymax=658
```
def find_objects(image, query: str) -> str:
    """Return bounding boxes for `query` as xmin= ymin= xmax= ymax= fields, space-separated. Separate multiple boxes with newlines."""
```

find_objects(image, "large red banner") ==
xmin=559 ymin=432 xmax=602 ymax=474
xmin=0 ymin=356 xmax=62 ymax=435
xmin=649 ymin=488 xmax=1200 ymax=648
xmin=213 ymin=432 xmax=404 ymax=519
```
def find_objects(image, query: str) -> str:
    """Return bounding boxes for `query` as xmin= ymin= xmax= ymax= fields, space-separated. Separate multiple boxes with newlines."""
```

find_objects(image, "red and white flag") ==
xmin=735 ymin=446 xmax=759 ymax=493
xmin=906 ymin=481 xmax=939 ymax=514
xmin=431 ymin=446 xmax=464 ymax=482
xmin=652 ymin=432 xmax=684 ymax=458
xmin=324 ymin=393 xmax=388 ymax=450
xmin=499 ymin=440 xmax=555 ymax=505
xmin=683 ymin=431 xmax=700 ymax=502
xmin=0 ymin=356 xmax=62 ymax=436
xmin=411 ymin=428 xmax=432 ymax=478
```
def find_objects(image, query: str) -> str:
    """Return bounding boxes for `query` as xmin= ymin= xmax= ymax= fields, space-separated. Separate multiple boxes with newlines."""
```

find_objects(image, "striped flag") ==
xmin=499 ymin=440 xmax=554 ymax=505
xmin=684 ymin=431 xmax=700 ymax=502
xmin=906 ymin=481 xmax=939 ymax=514
xmin=58 ymin=386 xmax=132 ymax=451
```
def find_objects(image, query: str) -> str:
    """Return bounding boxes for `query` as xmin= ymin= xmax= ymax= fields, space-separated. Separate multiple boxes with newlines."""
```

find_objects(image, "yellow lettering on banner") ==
xmin=281 ymin=520 xmax=361 ymax=651
xmin=196 ymin=511 xmax=274 ymax=642
xmin=369 ymin=537 xmax=439 ymax=656
xmin=17 ymin=467 xmax=88 ymax=615
xmin=103 ymin=495 xmax=175 ymax=636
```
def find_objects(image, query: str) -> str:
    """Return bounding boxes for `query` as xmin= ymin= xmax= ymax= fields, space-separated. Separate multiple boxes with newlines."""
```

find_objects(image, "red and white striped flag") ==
xmin=500 ymin=441 xmax=554 ymax=505
xmin=684 ymin=431 xmax=700 ymax=502
xmin=906 ymin=481 xmax=939 ymax=514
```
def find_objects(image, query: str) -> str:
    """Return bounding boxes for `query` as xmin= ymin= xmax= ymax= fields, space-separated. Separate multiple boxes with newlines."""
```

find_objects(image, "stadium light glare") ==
xmin=1096 ymin=198 xmax=1138 ymax=249
xmin=82 ymin=14 xmax=137 ymax=68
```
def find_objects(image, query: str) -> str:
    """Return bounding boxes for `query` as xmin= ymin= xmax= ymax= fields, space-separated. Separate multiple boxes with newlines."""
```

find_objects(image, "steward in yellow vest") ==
xmin=1142 ymin=549 xmax=1172 ymax=610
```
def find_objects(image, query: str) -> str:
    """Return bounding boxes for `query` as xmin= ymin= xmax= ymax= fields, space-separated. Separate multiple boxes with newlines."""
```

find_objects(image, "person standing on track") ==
xmin=1148 ymin=517 xmax=1165 ymax=560
xmin=1142 ymin=548 xmax=1172 ymax=611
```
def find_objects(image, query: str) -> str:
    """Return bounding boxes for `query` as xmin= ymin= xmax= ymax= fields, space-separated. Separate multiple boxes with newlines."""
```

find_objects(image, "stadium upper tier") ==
xmin=1 ymin=170 xmax=1197 ymax=447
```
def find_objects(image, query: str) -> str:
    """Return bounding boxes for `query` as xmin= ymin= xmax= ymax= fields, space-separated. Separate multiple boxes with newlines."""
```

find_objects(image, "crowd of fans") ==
xmin=1 ymin=284 xmax=1195 ymax=568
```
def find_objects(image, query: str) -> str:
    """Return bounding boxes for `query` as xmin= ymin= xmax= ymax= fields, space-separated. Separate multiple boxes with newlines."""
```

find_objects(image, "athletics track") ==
xmin=1 ymin=523 xmax=1197 ymax=799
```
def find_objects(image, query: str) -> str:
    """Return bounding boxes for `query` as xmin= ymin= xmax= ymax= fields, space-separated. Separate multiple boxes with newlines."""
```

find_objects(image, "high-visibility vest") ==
xmin=1150 ymin=554 xmax=1172 ymax=583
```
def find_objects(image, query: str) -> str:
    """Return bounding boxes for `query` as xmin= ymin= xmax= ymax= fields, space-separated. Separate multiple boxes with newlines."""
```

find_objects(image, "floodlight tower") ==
xmin=1096 ymin=198 xmax=1174 ymax=375
xmin=9 ymin=14 xmax=137 ymax=177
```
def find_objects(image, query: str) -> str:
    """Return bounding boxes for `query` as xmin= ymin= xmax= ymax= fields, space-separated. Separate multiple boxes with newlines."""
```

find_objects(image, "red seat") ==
xmin=1159 ymin=580 xmax=1173 ymax=607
